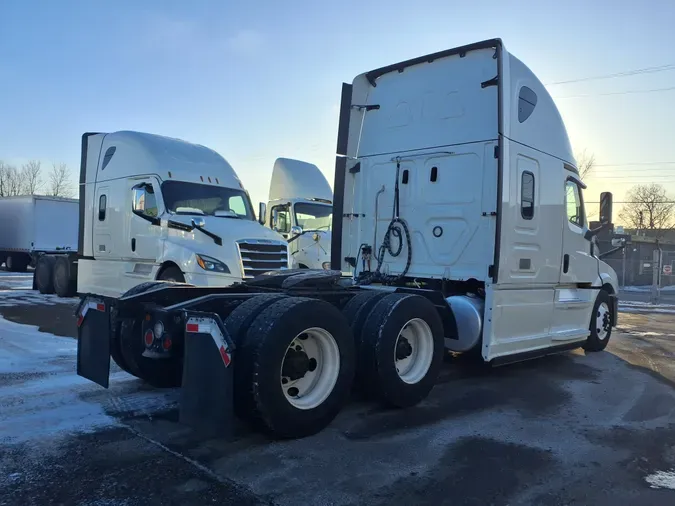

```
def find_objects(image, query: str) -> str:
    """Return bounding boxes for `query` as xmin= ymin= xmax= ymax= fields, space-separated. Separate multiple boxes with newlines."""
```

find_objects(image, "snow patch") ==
xmin=645 ymin=469 xmax=675 ymax=489
xmin=0 ymin=315 xmax=117 ymax=444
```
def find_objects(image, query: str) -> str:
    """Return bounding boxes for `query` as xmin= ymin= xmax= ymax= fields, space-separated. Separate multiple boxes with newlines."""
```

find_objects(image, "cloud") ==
xmin=225 ymin=30 xmax=265 ymax=55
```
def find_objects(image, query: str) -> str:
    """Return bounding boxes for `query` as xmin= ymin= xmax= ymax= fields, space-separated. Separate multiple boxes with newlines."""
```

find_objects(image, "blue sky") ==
xmin=1 ymin=0 xmax=674 ymax=215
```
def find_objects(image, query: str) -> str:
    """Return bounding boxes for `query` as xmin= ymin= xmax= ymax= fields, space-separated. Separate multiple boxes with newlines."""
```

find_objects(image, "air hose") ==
xmin=358 ymin=158 xmax=412 ymax=285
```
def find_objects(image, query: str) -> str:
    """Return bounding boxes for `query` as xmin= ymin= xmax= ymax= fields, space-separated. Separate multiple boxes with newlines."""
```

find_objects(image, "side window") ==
xmin=132 ymin=183 xmax=158 ymax=218
xmin=518 ymin=86 xmax=537 ymax=123
xmin=228 ymin=195 xmax=247 ymax=216
xmin=271 ymin=205 xmax=290 ymax=234
xmin=520 ymin=171 xmax=535 ymax=220
xmin=98 ymin=194 xmax=106 ymax=221
xmin=565 ymin=180 xmax=584 ymax=227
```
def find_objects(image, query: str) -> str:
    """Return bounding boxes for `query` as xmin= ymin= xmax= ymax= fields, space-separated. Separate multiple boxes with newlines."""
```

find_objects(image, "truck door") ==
xmin=552 ymin=175 xmax=597 ymax=339
xmin=125 ymin=178 xmax=163 ymax=273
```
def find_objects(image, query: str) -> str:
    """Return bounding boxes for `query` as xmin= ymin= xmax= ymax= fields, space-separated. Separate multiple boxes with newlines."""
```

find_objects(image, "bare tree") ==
xmin=20 ymin=160 xmax=42 ymax=194
xmin=618 ymin=183 xmax=675 ymax=236
xmin=49 ymin=162 xmax=73 ymax=197
xmin=0 ymin=161 xmax=26 ymax=196
xmin=576 ymin=150 xmax=595 ymax=180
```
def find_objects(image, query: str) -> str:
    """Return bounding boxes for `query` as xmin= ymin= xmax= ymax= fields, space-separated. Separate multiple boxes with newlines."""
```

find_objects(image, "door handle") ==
xmin=563 ymin=254 xmax=569 ymax=273
xmin=131 ymin=238 xmax=136 ymax=252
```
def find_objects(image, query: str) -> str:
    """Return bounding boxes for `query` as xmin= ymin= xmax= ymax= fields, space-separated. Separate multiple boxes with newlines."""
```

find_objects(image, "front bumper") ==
xmin=183 ymin=272 xmax=241 ymax=287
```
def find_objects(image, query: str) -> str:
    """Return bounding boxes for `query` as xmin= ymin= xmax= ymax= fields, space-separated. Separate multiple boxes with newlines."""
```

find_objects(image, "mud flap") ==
xmin=76 ymin=299 xmax=111 ymax=388
xmin=180 ymin=315 xmax=234 ymax=439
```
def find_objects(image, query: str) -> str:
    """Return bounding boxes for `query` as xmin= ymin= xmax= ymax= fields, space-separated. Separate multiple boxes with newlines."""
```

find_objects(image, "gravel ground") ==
xmin=1 ymin=272 xmax=675 ymax=505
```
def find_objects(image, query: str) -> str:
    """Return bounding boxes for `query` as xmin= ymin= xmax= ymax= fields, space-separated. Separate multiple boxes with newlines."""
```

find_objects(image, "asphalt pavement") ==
xmin=1 ymin=273 xmax=675 ymax=505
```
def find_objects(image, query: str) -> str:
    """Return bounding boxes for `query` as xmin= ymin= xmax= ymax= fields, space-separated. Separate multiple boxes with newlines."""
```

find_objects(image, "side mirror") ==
xmin=191 ymin=217 xmax=205 ymax=228
xmin=258 ymin=202 xmax=267 ymax=225
xmin=600 ymin=192 xmax=613 ymax=224
xmin=271 ymin=209 xmax=279 ymax=231
xmin=290 ymin=225 xmax=302 ymax=236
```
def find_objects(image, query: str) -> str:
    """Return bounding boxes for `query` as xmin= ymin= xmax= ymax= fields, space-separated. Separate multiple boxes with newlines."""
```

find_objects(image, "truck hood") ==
xmin=164 ymin=215 xmax=288 ymax=276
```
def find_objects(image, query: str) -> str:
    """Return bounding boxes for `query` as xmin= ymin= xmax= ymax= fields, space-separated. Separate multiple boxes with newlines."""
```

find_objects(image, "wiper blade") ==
xmin=195 ymin=226 xmax=223 ymax=246
xmin=167 ymin=220 xmax=223 ymax=246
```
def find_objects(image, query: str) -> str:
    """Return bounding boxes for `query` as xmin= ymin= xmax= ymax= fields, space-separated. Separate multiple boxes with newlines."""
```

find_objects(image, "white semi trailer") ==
xmin=258 ymin=158 xmax=333 ymax=270
xmin=0 ymin=195 xmax=78 ymax=272
xmin=76 ymin=39 xmax=619 ymax=440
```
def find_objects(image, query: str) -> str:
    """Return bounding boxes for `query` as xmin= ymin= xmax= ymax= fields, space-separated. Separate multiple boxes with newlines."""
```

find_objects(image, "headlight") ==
xmin=196 ymin=254 xmax=230 ymax=273
xmin=322 ymin=262 xmax=331 ymax=270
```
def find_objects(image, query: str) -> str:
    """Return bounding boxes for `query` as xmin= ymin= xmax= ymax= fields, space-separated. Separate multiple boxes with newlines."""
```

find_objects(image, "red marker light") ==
xmin=162 ymin=338 xmax=172 ymax=351
xmin=186 ymin=323 xmax=199 ymax=333
xmin=144 ymin=329 xmax=154 ymax=347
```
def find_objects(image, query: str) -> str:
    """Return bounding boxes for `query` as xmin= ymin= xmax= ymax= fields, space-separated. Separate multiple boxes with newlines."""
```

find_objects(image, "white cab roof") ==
xmin=95 ymin=131 xmax=243 ymax=189
xmin=268 ymin=158 xmax=332 ymax=202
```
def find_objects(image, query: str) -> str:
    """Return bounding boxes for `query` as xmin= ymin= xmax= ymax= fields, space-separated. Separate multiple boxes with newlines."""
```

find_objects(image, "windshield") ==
xmin=294 ymin=202 xmax=332 ymax=231
xmin=161 ymin=181 xmax=254 ymax=220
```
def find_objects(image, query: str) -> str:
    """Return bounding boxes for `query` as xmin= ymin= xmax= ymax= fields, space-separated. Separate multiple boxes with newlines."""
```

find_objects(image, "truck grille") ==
xmin=236 ymin=239 xmax=289 ymax=279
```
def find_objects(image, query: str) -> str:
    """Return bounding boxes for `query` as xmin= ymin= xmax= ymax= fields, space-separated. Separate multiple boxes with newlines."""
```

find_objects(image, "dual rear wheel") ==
xmin=229 ymin=292 xmax=444 ymax=438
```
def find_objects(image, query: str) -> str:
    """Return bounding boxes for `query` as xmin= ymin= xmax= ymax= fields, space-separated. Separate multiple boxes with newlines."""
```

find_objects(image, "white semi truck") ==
xmin=36 ymin=131 xmax=289 ymax=297
xmin=258 ymin=158 xmax=333 ymax=270
xmin=76 ymin=39 xmax=619 ymax=440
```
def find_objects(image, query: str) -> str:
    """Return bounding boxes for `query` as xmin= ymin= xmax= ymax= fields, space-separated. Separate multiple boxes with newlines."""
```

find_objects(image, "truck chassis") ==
xmin=77 ymin=269 xmax=459 ymax=439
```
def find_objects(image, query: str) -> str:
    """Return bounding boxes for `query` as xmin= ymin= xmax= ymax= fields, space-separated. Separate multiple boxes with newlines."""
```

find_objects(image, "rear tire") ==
xmin=236 ymin=297 xmax=355 ymax=438
xmin=360 ymin=293 xmax=444 ymax=408
xmin=225 ymin=294 xmax=288 ymax=346
xmin=35 ymin=255 xmax=56 ymax=294
xmin=342 ymin=291 xmax=389 ymax=348
xmin=53 ymin=256 xmax=77 ymax=297
xmin=6 ymin=254 xmax=28 ymax=273
xmin=583 ymin=290 xmax=613 ymax=352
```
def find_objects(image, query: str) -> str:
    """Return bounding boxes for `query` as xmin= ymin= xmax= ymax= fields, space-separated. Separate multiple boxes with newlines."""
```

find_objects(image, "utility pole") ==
xmin=651 ymin=245 xmax=662 ymax=304
xmin=622 ymin=246 xmax=626 ymax=289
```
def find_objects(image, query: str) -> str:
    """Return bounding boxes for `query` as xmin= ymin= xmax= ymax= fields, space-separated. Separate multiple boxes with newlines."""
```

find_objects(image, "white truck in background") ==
xmin=76 ymin=39 xmax=620 ymax=441
xmin=0 ymin=195 xmax=78 ymax=272
xmin=36 ymin=131 xmax=289 ymax=297
xmin=258 ymin=158 xmax=333 ymax=270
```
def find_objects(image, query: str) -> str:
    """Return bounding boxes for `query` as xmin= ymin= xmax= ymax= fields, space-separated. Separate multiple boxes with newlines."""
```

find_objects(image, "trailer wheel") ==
xmin=53 ymin=256 xmax=77 ymax=297
xmin=6 ymin=253 xmax=28 ymax=273
xmin=225 ymin=294 xmax=288 ymax=345
xmin=360 ymin=293 xmax=444 ymax=408
xmin=236 ymin=297 xmax=355 ymax=438
xmin=35 ymin=255 xmax=56 ymax=294
xmin=115 ymin=280 xmax=191 ymax=386
xmin=583 ymin=290 xmax=613 ymax=352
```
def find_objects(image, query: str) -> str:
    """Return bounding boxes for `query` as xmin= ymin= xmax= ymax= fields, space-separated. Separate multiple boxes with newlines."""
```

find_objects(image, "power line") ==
xmin=594 ymin=162 xmax=675 ymax=167
xmin=555 ymin=85 xmax=675 ymax=99
xmin=587 ymin=201 xmax=675 ymax=204
xmin=546 ymin=63 xmax=675 ymax=86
